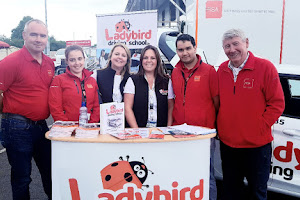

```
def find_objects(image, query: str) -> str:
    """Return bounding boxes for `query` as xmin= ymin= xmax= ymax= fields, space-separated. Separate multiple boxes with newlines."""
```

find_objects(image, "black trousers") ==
xmin=220 ymin=141 xmax=272 ymax=200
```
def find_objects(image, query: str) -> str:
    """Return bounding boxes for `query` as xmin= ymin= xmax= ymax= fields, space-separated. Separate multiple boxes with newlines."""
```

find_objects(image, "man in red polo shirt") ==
xmin=167 ymin=34 xmax=219 ymax=200
xmin=0 ymin=19 xmax=54 ymax=200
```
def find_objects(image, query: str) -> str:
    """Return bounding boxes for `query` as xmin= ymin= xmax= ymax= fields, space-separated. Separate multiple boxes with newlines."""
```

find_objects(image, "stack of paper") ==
xmin=170 ymin=123 xmax=216 ymax=135
xmin=49 ymin=121 xmax=78 ymax=137
xmin=75 ymin=123 xmax=100 ymax=138
xmin=168 ymin=123 xmax=216 ymax=138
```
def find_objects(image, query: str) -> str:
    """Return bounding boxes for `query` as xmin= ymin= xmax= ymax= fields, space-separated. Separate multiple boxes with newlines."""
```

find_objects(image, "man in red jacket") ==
xmin=217 ymin=29 xmax=285 ymax=200
xmin=168 ymin=34 xmax=219 ymax=200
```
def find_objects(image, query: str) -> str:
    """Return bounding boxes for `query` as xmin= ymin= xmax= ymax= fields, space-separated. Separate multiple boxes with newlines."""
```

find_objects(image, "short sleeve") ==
xmin=168 ymin=79 xmax=175 ymax=99
xmin=123 ymin=77 xmax=135 ymax=94
xmin=0 ymin=57 xmax=18 ymax=91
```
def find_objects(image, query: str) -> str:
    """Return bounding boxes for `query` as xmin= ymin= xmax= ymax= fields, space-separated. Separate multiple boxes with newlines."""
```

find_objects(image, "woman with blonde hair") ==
xmin=96 ymin=43 xmax=131 ymax=103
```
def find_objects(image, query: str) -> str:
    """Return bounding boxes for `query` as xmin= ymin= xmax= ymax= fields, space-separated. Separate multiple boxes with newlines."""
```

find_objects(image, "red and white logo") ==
xmin=206 ymin=0 xmax=223 ymax=19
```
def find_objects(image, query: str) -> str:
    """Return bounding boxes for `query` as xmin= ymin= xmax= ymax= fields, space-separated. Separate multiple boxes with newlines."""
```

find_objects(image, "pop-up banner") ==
xmin=97 ymin=10 xmax=157 ymax=49
xmin=51 ymin=137 xmax=211 ymax=200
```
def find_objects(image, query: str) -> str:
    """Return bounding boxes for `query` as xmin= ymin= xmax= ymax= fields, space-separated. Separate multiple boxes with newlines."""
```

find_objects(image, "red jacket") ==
xmin=171 ymin=55 xmax=218 ymax=128
xmin=49 ymin=68 xmax=100 ymax=123
xmin=217 ymin=52 xmax=285 ymax=148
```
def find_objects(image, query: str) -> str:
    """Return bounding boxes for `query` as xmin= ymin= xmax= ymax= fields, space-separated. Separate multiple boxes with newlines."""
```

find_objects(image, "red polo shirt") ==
xmin=0 ymin=46 xmax=54 ymax=121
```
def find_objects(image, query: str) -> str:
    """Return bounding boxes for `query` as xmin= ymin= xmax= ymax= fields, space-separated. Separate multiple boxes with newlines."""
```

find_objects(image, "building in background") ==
xmin=125 ymin=0 xmax=185 ymax=28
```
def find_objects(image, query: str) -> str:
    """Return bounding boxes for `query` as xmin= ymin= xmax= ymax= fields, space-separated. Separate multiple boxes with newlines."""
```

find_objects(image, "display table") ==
xmin=46 ymin=132 xmax=216 ymax=200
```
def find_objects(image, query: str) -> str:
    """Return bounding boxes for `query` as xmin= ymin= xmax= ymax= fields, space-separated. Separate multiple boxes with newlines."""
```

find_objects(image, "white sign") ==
xmin=51 ymin=138 xmax=211 ymax=200
xmin=97 ymin=11 xmax=157 ymax=49
xmin=187 ymin=0 xmax=283 ymax=66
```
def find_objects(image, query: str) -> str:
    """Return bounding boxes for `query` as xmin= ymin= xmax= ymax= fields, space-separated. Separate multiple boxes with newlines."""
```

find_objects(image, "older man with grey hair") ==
xmin=217 ymin=29 xmax=285 ymax=200
xmin=0 ymin=19 xmax=54 ymax=199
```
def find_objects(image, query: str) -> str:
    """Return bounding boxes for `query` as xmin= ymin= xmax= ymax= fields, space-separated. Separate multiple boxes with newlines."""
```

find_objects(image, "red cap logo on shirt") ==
xmin=243 ymin=78 xmax=254 ymax=88
xmin=206 ymin=0 xmax=223 ymax=18
xmin=47 ymin=70 xmax=53 ymax=77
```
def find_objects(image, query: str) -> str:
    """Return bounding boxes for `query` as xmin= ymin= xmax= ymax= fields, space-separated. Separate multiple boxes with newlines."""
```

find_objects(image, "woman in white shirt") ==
xmin=124 ymin=45 xmax=169 ymax=128
xmin=96 ymin=43 xmax=131 ymax=103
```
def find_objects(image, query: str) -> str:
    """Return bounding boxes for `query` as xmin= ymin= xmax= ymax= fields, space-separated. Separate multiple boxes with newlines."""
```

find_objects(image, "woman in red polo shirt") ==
xmin=49 ymin=45 xmax=100 ymax=122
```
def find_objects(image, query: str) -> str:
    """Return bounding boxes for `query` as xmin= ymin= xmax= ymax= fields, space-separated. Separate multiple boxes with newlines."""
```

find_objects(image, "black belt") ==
xmin=2 ymin=113 xmax=46 ymax=125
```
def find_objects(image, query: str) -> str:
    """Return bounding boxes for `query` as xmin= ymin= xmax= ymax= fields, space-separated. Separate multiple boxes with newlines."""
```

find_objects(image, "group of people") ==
xmin=0 ymin=18 xmax=285 ymax=200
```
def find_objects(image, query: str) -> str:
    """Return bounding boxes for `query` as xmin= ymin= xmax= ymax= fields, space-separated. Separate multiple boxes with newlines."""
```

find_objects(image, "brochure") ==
xmin=100 ymin=102 xmax=125 ymax=134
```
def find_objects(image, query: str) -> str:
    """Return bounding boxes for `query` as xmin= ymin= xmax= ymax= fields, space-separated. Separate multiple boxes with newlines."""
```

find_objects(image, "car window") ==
xmin=165 ymin=35 xmax=177 ymax=52
xmin=280 ymin=76 xmax=300 ymax=118
xmin=56 ymin=49 xmax=65 ymax=55
xmin=288 ymin=79 xmax=300 ymax=98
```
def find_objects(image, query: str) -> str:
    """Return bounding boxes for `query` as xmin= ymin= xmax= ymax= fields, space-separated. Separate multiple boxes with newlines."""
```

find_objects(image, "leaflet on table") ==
xmin=168 ymin=129 xmax=198 ymax=138
xmin=75 ymin=123 xmax=100 ymax=138
xmin=109 ymin=130 xmax=142 ymax=140
xmin=100 ymin=102 xmax=125 ymax=134
xmin=156 ymin=126 xmax=198 ymax=138
xmin=149 ymin=128 xmax=164 ymax=139
xmin=109 ymin=128 xmax=164 ymax=139
xmin=48 ymin=121 xmax=78 ymax=138
xmin=169 ymin=123 xmax=216 ymax=135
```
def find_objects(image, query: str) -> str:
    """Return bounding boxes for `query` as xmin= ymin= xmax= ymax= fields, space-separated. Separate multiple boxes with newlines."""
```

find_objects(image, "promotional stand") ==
xmin=46 ymin=133 xmax=216 ymax=200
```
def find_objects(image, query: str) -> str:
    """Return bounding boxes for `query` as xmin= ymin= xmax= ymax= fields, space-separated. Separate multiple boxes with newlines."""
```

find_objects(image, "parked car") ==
xmin=54 ymin=48 xmax=66 ymax=67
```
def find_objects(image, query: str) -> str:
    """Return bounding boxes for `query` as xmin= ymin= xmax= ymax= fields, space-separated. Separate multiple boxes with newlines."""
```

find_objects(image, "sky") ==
xmin=0 ymin=0 xmax=128 ymax=45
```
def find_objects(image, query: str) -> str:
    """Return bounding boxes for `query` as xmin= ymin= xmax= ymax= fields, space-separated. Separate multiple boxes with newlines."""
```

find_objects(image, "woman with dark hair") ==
xmin=49 ymin=45 xmax=100 ymax=122
xmin=95 ymin=43 xmax=131 ymax=103
xmin=124 ymin=45 xmax=169 ymax=128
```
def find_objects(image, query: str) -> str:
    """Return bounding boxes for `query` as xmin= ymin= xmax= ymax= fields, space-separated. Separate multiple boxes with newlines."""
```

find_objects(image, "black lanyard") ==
xmin=80 ymin=80 xmax=86 ymax=103
xmin=181 ymin=60 xmax=201 ymax=105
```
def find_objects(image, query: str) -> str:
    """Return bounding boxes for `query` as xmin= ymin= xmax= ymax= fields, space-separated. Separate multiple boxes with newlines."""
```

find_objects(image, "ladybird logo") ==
xmin=105 ymin=19 xmax=152 ymax=46
xmin=206 ymin=0 xmax=223 ymax=18
xmin=68 ymin=156 xmax=205 ymax=200
xmin=97 ymin=156 xmax=205 ymax=200
xmin=115 ymin=20 xmax=131 ymax=33
xmin=106 ymin=105 xmax=123 ymax=115
xmin=100 ymin=156 xmax=151 ymax=191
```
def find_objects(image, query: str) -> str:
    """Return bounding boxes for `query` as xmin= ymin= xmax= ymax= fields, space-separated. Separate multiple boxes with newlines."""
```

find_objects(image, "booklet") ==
xmin=100 ymin=102 xmax=125 ymax=135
